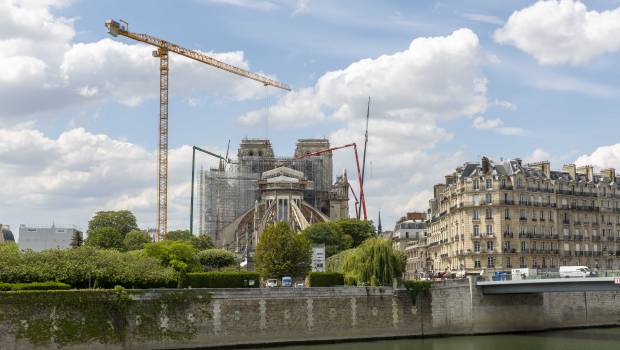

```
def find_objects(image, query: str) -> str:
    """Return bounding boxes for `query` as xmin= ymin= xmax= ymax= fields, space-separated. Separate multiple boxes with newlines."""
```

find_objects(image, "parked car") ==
xmin=281 ymin=276 xmax=292 ymax=287
xmin=266 ymin=279 xmax=278 ymax=287
xmin=559 ymin=266 xmax=592 ymax=278
xmin=294 ymin=282 xmax=304 ymax=288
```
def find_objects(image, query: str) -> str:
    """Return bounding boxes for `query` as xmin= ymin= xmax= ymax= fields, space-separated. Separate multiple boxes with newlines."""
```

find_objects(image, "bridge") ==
xmin=477 ymin=277 xmax=620 ymax=294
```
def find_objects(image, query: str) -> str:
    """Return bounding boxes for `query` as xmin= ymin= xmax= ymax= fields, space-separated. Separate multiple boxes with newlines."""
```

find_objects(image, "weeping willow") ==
xmin=331 ymin=237 xmax=405 ymax=286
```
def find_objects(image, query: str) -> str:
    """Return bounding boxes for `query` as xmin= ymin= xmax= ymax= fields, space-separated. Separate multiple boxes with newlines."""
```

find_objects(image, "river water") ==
xmin=251 ymin=327 xmax=620 ymax=350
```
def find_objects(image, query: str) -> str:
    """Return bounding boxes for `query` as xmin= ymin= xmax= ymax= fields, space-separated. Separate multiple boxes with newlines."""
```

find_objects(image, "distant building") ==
xmin=0 ymin=224 xmax=15 ymax=243
xmin=18 ymin=224 xmax=82 ymax=251
xmin=391 ymin=218 xmax=427 ymax=251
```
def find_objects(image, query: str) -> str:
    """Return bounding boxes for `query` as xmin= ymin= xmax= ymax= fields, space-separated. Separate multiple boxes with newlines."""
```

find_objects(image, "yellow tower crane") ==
xmin=105 ymin=19 xmax=291 ymax=241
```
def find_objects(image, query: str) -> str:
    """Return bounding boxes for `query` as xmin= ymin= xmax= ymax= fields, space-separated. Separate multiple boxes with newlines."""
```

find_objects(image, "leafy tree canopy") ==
xmin=333 ymin=218 xmax=375 ymax=247
xmin=144 ymin=240 xmax=198 ymax=273
xmin=196 ymin=249 xmax=238 ymax=271
xmin=123 ymin=230 xmax=152 ymax=251
xmin=87 ymin=210 xmax=138 ymax=239
xmin=301 ymin=222 xmax=352 ymax=257
xmin=190 ymin=234 xmax=215 ymax=250
xmin=331 ymin=237 xmax=405 ymax=286
xmin=85 ymin=227 xmax=124 ymax=250
xmin=166 ymin=229 xmax=193 ymax=241
xmin=255 ymin=222 xmax=311 ymax=278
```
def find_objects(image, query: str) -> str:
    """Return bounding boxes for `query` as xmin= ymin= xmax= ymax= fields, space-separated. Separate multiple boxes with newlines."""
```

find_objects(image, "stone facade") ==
xmin=420 ymin=157 xmax=620 ymax=276
xmin=2 ymin=283 xmax=620 ymax=349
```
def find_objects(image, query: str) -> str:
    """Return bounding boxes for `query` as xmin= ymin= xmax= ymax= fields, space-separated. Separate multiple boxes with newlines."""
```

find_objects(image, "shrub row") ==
xmin=307 ymin=272 xmax=344 ymax=287
xmin=0 ymin=244 xmax=177 ymax=289
xmin=186 ymin=272 xmax=260 ymax=288
xmin=0 ymin=281 xmax=71 ymax=291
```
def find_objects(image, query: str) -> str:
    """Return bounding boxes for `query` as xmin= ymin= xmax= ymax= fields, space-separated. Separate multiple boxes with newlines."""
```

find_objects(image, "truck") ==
xmin=511 ymin=268 xmax=537 ymax=280
xmin=281 ymin=276 xmax=292 ymax=287
xmin=559 ymin=266 xmax=592 ymax=278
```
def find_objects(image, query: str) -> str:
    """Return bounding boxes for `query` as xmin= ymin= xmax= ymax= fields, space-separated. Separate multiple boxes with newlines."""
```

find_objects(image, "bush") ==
xmin=196 ymin=249 xmax=238 ymax=271
xmin=187 ymin=272 xmax=260 ymax=288
xmin=402 ymin=280 xmax=433 ymax=305
xmin=0 ymin=281 xmax=71 ymax=291
xmin=0 ymin=246 xmax=177 ymax=289
xmin=307 ymin=272 xmax=344 ymax=287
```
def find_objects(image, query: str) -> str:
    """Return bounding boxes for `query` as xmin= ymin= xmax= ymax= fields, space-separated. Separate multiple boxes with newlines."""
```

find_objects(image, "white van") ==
xmin=511 ymin=268 xmax=537 ymax=280
xmin=559 ymin=266 xmax=591 ymax=278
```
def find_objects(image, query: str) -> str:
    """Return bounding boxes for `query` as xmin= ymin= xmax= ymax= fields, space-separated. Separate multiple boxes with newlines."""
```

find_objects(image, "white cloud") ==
xmin=0 ymin=1 xmax=273 ymax=119
xmin=472 ymin=116 xmax=524 ymax=135
xmin=492 ymin=99 xmax=517 ymax=110
xmin=575 ymin=144 xmax=620 ymax=170
xmin=495 ymin=0 xmax=620 ymax=65
xmin=525 ymin=148 xmax=551 ymax=163
xmin=237 ymin=28 xmax=487 ymax=222
xmin=292 ymin=0 xmax=311 ymax=15
xmin=0 ymin=125 xmax=222 ymax=231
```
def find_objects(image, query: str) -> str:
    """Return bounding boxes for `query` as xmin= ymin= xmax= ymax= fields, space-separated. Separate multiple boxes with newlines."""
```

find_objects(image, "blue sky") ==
xmin=2 ymin=0 xmax=620 ymax=235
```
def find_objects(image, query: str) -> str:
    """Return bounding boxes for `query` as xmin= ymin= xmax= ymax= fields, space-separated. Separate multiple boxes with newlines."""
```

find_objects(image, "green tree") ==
xmin=87 ymin=210 xmax=138 ymax=239
xmin=144 ymin=240 xmax=198 ymax=273
xmin=338 ymin=237 xmax=405 ymax=286
xmin=85 ymin=227 xmax=124 ymax=250
xmin=166 ymin=229 xmax=193 ymax=241
xmin=190 ymin=234 xmax=215 ymax=250
xmin=123 ymin=230 xmax=152 ymax=251
xmin=301 ymin=222 xmax=352 ymax=257
xmin=255 ymin=222 xmax=311 ymax=278
xmin=334 ymin=218 xmax=375 ymax=247
xmin=69 ymin=231 xmax=84 ymax=248
xmin=196 ymin=249 xmax=239 ymax=271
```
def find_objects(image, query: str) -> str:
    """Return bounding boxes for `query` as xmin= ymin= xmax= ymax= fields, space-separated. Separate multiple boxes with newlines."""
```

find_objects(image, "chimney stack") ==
xmin=576 ymin=165 xmax=594 ymax=182
xmin=563 ymin=164 xmax=576 ymax=180
xmin=601 ymin=168 xmax=616 ymax=182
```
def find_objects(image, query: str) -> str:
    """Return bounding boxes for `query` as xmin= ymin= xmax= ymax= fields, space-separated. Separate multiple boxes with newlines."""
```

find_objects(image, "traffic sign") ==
xmin=614 ymin=277 xmax=620 ymax=285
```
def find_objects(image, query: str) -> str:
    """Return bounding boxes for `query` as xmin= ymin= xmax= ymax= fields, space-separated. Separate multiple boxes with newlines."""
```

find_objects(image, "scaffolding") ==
xmin=197 ymin=154 xmax=330 ymax=244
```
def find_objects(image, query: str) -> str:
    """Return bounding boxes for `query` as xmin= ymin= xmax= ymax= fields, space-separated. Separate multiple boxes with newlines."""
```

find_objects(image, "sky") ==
xmin=2 ymin=0 xmax=620 ymax=237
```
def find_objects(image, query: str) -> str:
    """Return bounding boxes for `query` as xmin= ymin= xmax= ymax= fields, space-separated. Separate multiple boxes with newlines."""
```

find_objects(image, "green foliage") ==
xmin=333 ymin=218 xmax=375 ymax=247
xmin=0 ymin=246 xmax=176 ymax=289
xmin=123 ymin=230 xmax=152 ymax=251
xmin=190 ymin=234 xmax=214 ymax=250
xmin=166 ymin=229 xmax=193 ymax=241
xmin=255 ymin=222 xmax=312 ymax=278
xmin=87 ymin=210 xmax=138 ymax=238
xmin=307 ymin=272 xmax=344 ymax=287
xmin=144 ymin=240 xmax=198 ymax=273
xmin=301 ymin=222 xmax=352 ymax=257
xmin=403 ymin=280 xmax=433 ymax=305
xmin=196 ymin=249 xmax=238 ymax=271
xmin=334 ymin=237 xmax=405 ymax=286
xmin=69 ymin=231 xmax=83 ymax=248
xmin=0 ymin=281 xmax=71 ymax=291
xmin=85 ymin=227 xmax=124 ymax=250
xmin=186 ymin=272 xmax=260 ymax=288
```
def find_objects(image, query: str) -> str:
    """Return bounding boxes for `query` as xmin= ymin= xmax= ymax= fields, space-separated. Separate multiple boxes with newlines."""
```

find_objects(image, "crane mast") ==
xmin=105 ymin=19 xmax=290 ymax=240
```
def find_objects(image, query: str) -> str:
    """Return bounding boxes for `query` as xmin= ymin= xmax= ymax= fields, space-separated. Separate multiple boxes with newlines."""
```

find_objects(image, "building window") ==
xmin=504 ymin=208 xmax=510 ymax=219
xmin=486 ymin=224 xmax=493 ymax=235
xmin=519 ymin=256 xmax=525 ymax=268
xmin=485 ymin=193 xmax=492 ymax=204
xmin=487 ymin=256 xmax=495 ymax=268
xmin=475 ymin=257 xmax=481 ymax=268
xmin=486 ymin=179 xmax=492 ymax=189
xmin=517 ymin=178 xmax=523 ymax=188
xmin=505 ymin=257 xmax=512 ymax=268
xmin=474 ymin=241 xmax=480 ymax=252
xmin=521 ymin=241 xmax=527 ymax=251
xmin=473 ymin=225 xmax=480 ymax=237
xmin=486 ymin=208 xmax=492 ymax=219
xmin=473 ymin=209 xmax=479 ymax=220
xmin=487 ymin=240 xmax=494 ymax=252
xmin=520 ymin=209 xmax=526 ymax=219
xmin=473 ymin=179 xmax=480 ymax=190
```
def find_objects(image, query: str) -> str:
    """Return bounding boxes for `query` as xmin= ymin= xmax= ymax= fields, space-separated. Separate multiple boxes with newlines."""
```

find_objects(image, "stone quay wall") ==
xmin=1 ymin=280 xmax=619 ymax=349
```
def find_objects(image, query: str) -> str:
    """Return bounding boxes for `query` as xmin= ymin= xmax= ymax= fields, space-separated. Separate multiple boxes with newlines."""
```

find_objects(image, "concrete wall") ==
xmin=1 ymin=281 xmax=619 ymax=349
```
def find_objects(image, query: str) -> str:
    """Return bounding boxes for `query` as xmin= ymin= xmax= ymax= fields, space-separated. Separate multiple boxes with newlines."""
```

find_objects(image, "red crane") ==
xmin=294 ymin=143 xmax=367 ymax=220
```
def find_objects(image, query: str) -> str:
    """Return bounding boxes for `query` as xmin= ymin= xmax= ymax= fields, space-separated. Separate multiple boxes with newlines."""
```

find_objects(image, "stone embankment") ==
xmin=1 ymin=280 xmax=619 ymax=349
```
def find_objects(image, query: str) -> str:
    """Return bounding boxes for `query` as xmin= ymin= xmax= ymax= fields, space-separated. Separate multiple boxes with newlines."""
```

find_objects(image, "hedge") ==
xmin=186 ymin=272 xmax=260 ymax=288
xmin=307 ymin=272 xmax=344 ymax=287
xmin=0 ymin=282 xmax=71 ymax=291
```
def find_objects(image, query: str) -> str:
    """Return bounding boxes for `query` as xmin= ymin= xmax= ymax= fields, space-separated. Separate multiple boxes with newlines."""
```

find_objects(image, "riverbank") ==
xmin=1 ymin=280 xmax=619 ymax=349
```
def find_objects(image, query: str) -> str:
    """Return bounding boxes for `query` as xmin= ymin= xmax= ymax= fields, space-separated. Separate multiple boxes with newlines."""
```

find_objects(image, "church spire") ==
xmin=377 ymin=209 xmax=382 ymax=236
